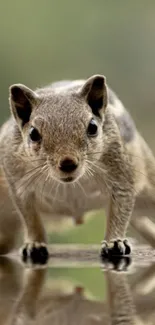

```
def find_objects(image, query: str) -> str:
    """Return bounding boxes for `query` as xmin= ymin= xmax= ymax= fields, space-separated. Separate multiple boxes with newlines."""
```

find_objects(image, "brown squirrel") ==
xmin=0 ymin=74 xmax=155 ymax=261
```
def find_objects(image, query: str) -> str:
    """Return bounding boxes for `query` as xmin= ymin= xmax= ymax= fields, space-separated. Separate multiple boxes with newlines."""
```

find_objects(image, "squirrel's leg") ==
xmin=2 ymin=167 xmax=48 ymax=262
xmin=18 ymin=195 xmax=49 ymax=263
xmin=131 ymin=215 xmax=155 ymax=248
xmin=16 ymin=196 xmax=48 ymax=263
xmin=18 ymin=197 xmax=49 ymax=263
xmin=101 ymin=176 xmax=135 ymax=257
xmin=0 ymin=179 xmax=21 ymax=254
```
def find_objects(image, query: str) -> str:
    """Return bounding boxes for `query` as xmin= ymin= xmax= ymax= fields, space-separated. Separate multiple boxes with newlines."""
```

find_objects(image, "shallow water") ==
xmin=1 ymin=244 xmax=155 ymax=324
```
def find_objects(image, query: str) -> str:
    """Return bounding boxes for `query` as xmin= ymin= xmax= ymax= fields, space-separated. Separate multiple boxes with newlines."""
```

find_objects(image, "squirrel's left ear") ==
xmin=80 ymin=75 xmax=108 ymax=116
xmin=9 ymin=84 xmax=39 ymax=128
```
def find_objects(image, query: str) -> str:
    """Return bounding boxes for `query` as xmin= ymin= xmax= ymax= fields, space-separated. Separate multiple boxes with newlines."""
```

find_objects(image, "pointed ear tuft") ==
xmin=80 ymin=75 xmax=108 ymax=116
xmin=9 ymin=84 xmax=38 ymax=127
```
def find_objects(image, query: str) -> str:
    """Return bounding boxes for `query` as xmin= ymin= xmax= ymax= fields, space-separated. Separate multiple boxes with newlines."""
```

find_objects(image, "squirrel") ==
xmin=0 ymin=74 xmax=155 ymax=261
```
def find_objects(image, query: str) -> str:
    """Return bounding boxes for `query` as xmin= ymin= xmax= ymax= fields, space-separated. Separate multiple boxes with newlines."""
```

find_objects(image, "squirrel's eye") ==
xmin=29 ymin=127 xmax=41 ymax=142
xmin=87 ymin=118 xmax=98 ymax=137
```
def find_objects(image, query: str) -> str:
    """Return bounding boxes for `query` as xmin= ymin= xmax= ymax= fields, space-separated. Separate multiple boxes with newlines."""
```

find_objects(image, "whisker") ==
xmin=13 ymin=154 xmax=46 ymax=164
xmin=86 ymin=159 xmax=107 ymax=175
xmin=85 ymin=159 xmax=112 ymax=200
xmin=14 ymin=164 xmax=47 ymax=198
xmin=85 ymin=164 xmax=94 ymax=177
xmin=77 ymin=180 xmax=88 ymax=197
xmin=40 ymin=165 xmax=50 ymax=205
xmin=52 ymin=182 xmax=60 ymax=203
xmin=17 ymin=169 xmax=44 ymax=200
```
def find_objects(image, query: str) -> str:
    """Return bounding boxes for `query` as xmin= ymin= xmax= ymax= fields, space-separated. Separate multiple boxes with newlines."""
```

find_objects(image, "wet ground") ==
xmin=1 ymin=242 xmax=155 ymax=324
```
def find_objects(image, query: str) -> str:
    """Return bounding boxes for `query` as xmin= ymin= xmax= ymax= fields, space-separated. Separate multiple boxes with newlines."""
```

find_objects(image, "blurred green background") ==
xmin=1 ymin=0 xmax=155 ymax=246
xmin=1 ymin=0 xmax=155 ymax=147
xmin=47 ymin=267 xmax=106 ymax=300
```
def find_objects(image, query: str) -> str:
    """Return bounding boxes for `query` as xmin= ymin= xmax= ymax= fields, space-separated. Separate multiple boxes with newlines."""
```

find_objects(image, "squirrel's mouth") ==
xmin=60 ymin=176 xmax=74 ymax=183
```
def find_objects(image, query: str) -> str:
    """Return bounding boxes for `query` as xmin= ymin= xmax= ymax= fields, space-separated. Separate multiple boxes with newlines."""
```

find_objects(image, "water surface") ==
xmin=1 ymin=244 xmax=155 ymax=324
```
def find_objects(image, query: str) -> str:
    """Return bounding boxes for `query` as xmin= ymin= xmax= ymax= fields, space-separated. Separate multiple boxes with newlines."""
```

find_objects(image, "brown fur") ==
xmin=0 ymin=74 xmax=155 ymax=254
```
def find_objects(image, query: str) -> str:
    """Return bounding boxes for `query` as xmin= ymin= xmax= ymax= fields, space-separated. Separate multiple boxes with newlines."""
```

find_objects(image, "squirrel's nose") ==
xmin=59 ymin=157 xmax=78 ymax=173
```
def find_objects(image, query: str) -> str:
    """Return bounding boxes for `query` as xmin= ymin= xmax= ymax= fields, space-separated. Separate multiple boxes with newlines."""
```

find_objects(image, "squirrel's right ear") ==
xmin=80 ymin=75 xmax=108 ymax=117
xmin=9 ymin=84 xmax=38 ymax=127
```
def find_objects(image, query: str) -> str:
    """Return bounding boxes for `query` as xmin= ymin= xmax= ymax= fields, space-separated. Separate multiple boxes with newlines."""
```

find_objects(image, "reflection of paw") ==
xmin=100 ymin=239 xmax=131 ymax=259
xmin=101 ymin=256 xmax=132 ymax=272
xmin=21 ymin=242 xmax=49 ymax=264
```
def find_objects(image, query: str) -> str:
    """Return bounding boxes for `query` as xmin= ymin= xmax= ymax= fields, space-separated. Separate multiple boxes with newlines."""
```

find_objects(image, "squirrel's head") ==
xmin=9 ymin=75 xmax=108 ymax=183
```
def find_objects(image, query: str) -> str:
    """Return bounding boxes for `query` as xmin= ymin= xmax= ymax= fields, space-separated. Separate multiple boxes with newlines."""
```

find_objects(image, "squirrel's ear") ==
xmin=80 ymin=75 xmax=108 ymax=116
xmin=9 ymin=84 xmax=38 ymax=127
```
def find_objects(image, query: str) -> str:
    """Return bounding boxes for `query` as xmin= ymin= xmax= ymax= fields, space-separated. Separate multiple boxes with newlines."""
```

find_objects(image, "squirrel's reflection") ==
xmin=0 ymin=257 xmax=154 ymax=324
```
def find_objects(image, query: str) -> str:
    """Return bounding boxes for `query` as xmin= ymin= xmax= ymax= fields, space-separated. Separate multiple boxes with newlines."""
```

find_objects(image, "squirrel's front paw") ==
xmin=100 ymin=239 xmax=131 ymax=259
xmin=21 ymin=242 xmax=49 ymax=264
